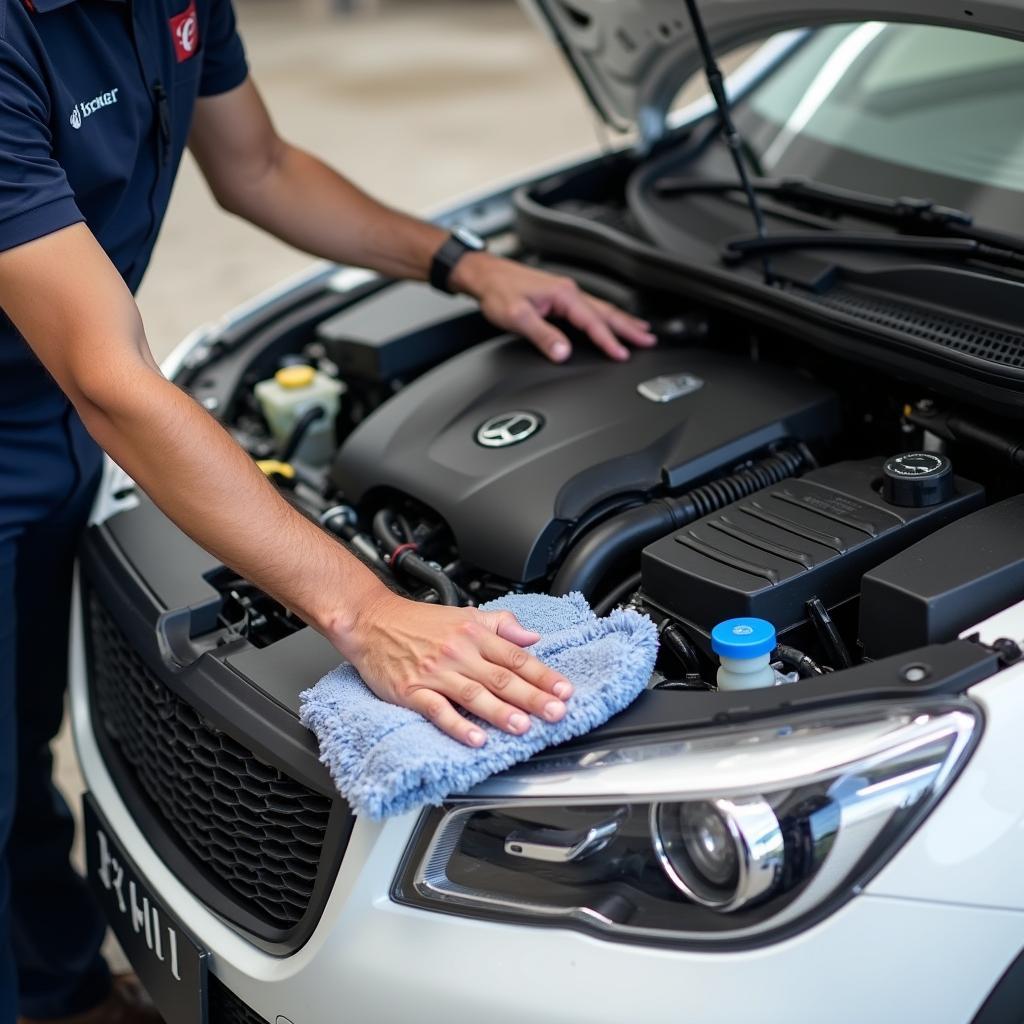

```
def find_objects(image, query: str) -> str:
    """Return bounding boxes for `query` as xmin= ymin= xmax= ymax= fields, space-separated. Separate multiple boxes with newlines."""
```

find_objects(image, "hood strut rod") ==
xmin=682 ymin=0 xmax=773 ymax=284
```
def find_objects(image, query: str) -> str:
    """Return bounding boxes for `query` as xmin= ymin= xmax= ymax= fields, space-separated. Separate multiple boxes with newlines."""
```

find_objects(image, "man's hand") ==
xmin=451 ymin=251 xmax=657 ymax=362
xmin=336 ymin=592 xmax=574 ymax=748
xmin=191 ymin=81 xmax=654 ymax=364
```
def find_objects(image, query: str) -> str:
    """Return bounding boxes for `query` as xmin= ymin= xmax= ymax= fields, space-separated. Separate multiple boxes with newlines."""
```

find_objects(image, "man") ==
xmin=0 ymin=1 xmax=655 ymax=1020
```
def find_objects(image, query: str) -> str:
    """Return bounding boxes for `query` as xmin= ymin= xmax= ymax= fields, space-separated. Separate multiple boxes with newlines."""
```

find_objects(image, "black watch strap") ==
xmin=429 ymin=228 xmax=485 ymax=294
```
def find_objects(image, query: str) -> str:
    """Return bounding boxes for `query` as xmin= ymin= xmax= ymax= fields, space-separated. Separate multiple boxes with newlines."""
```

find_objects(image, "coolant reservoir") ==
xmin=711 ymin=618 xmax=778 ymax=691
xmin=254 ymin=364 xmax=343 ymax=466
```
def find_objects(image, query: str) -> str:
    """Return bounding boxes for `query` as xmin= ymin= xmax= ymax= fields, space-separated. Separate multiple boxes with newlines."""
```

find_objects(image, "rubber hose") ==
xmin=553 ymin=502 xmax=678 ymax=600
xmin=661 ymin=623 xmax=702 ymax=675
xmin=806 ymin=596 xmax=852 ymax=669
xmin=551 ymin=449 xmax=806 ymax=599
xmin=593 ymin=571 xmax=642 ymax=617
xmin=372 ymin=509 xmax=404 ymax=551
xmin=775 ymin=644 xmax=826 ymax=678
xmin=906 ymin=407 xmax=1024 ymax=471
xmin=279 ymin=406 xmax=325 ymax=463
xmin=372 ymin=509 xmax=461 ymax=606
xmin=944 ymin=415 xmax=1024 ymax=470
xmin=395 ymin=553 xmax=461 ymax=606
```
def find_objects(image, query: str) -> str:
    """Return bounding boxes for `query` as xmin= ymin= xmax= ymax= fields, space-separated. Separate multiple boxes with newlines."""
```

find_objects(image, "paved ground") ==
xmin=51 ymin=0 xmax=610 ymax=977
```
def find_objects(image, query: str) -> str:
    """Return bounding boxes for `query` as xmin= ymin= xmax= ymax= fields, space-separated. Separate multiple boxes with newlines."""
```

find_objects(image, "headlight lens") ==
xmin=393 ymin=701 xmax=977 ymax=946
xmin=653 ymin=796 xmax=787 ymax=910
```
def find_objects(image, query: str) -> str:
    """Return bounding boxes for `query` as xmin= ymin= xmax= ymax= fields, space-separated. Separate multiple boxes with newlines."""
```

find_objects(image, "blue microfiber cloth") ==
xmin=299 ymin=592 xmax=658 ymax=820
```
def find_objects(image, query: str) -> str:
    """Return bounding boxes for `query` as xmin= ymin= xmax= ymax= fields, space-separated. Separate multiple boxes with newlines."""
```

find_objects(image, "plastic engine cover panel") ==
xmin=642 ymin=458 xmax=985 ymax=641
xmin=332 ymin=336 xmax=838 ymax=582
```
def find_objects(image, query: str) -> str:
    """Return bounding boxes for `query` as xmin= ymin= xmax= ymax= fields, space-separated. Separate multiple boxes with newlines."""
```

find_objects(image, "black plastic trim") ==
xmin=515 ymin=183 xmax=1024 ymax=416
xmin=567 ymin=638 xmax=998 ymax=747
xmin=209 ymin=973 xmax=268 ymax=1024
xmin=972 ymin=946 xmax=1024 ymax=1024
xmin=79 ymin=522 xmax=352 ymax=956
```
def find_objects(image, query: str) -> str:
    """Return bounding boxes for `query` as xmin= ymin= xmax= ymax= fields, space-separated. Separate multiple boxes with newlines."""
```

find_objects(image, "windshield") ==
xmin=740 ymin=24 xmax=1024 ymax=229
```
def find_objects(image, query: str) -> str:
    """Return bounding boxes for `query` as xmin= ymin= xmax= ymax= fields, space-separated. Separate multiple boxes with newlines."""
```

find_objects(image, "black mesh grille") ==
xmin=87 ymin=592 xmax=331 ymax=930
xmin=812 ymin=287 xmax=1024 ymax=369
xmin=209 ymin=976 xmax=267 ymax=1024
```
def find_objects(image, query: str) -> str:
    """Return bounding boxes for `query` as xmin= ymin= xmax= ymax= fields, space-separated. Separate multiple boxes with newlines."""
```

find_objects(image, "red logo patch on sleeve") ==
xmin=169 ymin=0 xmax=200 ymax=63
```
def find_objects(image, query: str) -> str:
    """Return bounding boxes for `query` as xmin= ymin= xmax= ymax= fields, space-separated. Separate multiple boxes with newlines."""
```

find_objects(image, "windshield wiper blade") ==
xmin=722 ymin=230 xmax=1024 ymax=272
xmin=653 ymin=173 xmax=1024 ymax=270
xmin=655 ymin=174 xmax=975 ymax=231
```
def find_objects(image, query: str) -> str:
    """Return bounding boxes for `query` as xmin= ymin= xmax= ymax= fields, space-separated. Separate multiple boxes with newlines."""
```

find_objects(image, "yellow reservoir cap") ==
xmin=275 ymin=365 xmax=316 ymax=389
xmin=256 ymin=459 xmax=296 ymax=480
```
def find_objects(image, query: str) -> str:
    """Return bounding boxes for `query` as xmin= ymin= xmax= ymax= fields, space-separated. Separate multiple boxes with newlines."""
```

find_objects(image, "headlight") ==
xmin=392 ymin=701 xmax=978 ymax=947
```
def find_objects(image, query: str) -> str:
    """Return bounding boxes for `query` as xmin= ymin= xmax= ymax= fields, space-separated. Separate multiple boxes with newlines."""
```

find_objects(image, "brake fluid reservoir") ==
xmin=254 ymin=365 xmax=343 ymax=466
xmin=711 ymin=618 xmax=777 ymax=691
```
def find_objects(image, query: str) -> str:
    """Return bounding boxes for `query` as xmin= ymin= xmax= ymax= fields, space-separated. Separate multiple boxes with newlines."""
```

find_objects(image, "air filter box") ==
xmin=641 ymin=458 xmax=984 ymax=643
xmin=860 ymin=495 xmax=1024 ymax=658
xmin=316 ymin=281 xmax=492 ymax=382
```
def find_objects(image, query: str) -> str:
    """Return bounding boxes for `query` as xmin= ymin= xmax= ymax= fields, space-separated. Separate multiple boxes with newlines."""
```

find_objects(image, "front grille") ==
xmin=209 ymin=976 xmax=267 ymax=1024
xmin=812 ymin=287 xmax=1024 ymax=369
xmin=87 ymin=592 xmax=331 ymax=930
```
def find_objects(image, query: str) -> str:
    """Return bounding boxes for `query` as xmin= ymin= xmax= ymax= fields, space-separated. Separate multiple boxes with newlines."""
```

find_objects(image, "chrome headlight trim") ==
xmin=456 ymin=699 xmax=977 ymax=805
xmin=650 ymin=796 xmax=786 ymax=912
xmin=396 ymin=700 xmax=980 ymax=948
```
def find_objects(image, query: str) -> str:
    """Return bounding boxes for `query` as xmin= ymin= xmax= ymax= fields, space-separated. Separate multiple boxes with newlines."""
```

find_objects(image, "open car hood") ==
xmin=518 ymin=0 xmax=1024 ymax=143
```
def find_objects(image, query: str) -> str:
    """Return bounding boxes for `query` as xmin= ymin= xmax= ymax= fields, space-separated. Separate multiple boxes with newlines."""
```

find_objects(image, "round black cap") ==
xmin=882 ymin=452 xmax=954 ymax=507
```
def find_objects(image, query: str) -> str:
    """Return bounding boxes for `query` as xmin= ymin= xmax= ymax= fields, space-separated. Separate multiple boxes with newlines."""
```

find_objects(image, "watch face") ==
xmin=452 ymin=226 xmax=486 ymax=251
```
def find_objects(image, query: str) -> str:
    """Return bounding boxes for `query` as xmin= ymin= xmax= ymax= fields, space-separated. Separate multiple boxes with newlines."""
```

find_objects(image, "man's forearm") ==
xmin=0 ymin=220 xmax=578 ymax=748
xmin=78 ymin=365 xmax=386 ymax=647
xmin=225 ymin=141 xmax=449 ymax=281
xmin=189 ymin=79 xmax=655 ymax=363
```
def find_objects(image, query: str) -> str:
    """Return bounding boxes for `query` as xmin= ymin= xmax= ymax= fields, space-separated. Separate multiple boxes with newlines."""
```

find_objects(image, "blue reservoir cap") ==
xmin=711 ymin=618 xmax=777 ymax=659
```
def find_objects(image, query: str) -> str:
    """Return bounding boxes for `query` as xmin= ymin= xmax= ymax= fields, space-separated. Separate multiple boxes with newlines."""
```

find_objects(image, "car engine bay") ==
xmin=173 ymin=243 xmax=1024 ymax=700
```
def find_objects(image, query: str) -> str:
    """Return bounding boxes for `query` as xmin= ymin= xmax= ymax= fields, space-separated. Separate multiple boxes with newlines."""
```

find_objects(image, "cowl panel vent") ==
xmin=811 ymin=286 xmax=1024 ymax=370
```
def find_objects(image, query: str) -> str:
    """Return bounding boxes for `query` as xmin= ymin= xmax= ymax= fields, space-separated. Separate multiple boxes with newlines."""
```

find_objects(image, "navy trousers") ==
xmin=1 ymin=405 xmax=109 ymax=1022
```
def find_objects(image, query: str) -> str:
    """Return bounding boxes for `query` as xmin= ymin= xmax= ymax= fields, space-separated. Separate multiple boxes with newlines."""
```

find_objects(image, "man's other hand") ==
xmin=451 ymin=252 xmax=657 ymax=362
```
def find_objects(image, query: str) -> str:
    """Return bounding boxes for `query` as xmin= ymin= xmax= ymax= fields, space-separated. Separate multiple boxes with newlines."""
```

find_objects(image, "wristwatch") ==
xmin=429 ymin=226 xmax=486 ymax=294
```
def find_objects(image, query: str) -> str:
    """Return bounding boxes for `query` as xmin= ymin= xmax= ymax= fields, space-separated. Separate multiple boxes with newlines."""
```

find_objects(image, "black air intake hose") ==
xmin=372 ymin=509 xmax=461 ymax=606
xmin=551 ymin=449 xmax=806 ymax=599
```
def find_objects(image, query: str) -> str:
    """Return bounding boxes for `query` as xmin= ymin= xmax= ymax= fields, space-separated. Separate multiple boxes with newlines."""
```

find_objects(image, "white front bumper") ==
xmin=71 ymin=589 xmax=1024 ymax=1024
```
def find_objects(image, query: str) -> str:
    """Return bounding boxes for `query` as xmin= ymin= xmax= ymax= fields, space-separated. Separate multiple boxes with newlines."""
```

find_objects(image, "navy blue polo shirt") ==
xmin=0 ymin=0 xmax=248 ymax=427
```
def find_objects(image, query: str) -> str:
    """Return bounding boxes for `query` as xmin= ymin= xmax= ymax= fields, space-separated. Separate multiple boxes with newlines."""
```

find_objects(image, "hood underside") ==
xmin=519 ymin=0 xmax=1024 ymax=141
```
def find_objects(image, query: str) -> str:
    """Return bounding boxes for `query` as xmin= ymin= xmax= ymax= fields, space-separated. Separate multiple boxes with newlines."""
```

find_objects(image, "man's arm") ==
xmin=0 ymin=225 xmax=574 ymax=747
xmin=188 ymin=79 xmax=657 ymax=362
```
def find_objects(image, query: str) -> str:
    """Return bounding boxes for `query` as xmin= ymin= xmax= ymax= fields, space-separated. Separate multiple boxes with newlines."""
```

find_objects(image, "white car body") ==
xmin=71 ymin=12 xmax=1024 ymax=1024
xmin=70 ymin=588 xmax=1024 ymax=1023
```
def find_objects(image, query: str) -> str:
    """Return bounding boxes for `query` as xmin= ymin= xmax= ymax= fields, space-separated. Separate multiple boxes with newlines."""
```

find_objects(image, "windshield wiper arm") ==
xmin=655 ymin=174 xmax=975 ymax=231
xmin=722 ymin=230 xmax=1024 ymax=272
xmin=679 ymin=0 xmax=773 ymax=284
xmin=654 ymin=173 xmax=1024 ymax=270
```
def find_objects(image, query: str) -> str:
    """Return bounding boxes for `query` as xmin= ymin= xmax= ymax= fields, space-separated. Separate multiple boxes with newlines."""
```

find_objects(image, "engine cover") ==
xmin=642 ymin=458 xmax=985 ymax=643
xmin=332 ymin=336 xmax=839 ymax=582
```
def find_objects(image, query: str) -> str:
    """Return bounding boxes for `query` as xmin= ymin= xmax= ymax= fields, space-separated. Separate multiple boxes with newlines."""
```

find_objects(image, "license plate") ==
xmin=84 ymin=795 xmax=208 ymax=1024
